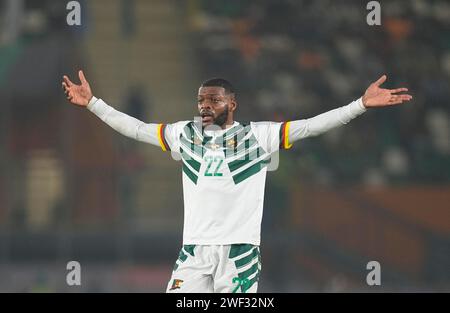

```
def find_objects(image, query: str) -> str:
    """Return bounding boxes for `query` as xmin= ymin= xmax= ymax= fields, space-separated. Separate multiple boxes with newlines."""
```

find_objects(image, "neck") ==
xmin=221 ymin=120 xmax=235 ymax=130
xmin=203 ymin=119 xmax=235 ymax=131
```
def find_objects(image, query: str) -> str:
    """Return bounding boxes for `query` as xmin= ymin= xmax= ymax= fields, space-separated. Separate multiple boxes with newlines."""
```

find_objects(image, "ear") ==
xmin=229 ymin=97 xmax=237 ymax=112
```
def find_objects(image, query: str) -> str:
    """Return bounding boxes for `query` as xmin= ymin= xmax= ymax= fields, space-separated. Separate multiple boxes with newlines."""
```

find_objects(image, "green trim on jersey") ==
xmin=224 ymin=136 xmax=259 ymax=159
xmin=182 ymin=163 xmax=198 ymax=184
xmin=180 ymin=147 xmax=201 ymax=172
xmin=232 ymin=156 xmax=271 ymax=185
xmin=178 ymin=122 xmax=272 ymax=185
xmin=223 ymin=123 xmax=251 ymax=140
xmin=180 ymin=132 xmax=206 ymax=157
xmin=228 ymin=147 xmax=263 ymax=172
xmin=234 ymin=135 xmax=258 ymax=153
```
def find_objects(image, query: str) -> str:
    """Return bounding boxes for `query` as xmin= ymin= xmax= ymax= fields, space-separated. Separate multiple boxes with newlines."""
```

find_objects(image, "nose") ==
xmin=199 ymin=101 xmax=212 ymax=111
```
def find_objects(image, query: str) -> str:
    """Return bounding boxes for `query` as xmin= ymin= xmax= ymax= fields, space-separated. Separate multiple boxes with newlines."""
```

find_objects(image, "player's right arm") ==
xmin=62 ymin=70 xmax=171 ymax=150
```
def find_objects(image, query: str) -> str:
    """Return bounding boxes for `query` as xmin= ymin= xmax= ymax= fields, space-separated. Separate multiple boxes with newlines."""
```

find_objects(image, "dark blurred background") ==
xmin=0 ymin=0 xmax=449 ymax=292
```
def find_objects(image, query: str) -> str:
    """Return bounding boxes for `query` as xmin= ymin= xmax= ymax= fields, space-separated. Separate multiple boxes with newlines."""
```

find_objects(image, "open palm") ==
xmin=362 ymin=75 xmax=412 ymax=108
xmin=62 ymin=70 xmax=93 ymax=107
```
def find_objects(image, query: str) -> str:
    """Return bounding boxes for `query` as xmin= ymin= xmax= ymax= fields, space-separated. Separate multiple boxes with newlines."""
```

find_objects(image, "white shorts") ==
xmin=166 ymin=244 xmax=261 ymax=293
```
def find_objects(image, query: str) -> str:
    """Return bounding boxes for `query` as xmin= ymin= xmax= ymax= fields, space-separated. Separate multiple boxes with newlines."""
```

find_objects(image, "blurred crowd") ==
xmin=190 ymin=0 xmax=450 ymax=185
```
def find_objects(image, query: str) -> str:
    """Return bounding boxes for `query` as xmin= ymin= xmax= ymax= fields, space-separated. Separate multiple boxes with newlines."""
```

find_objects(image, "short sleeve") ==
xmin=250 ymin=121 xmax=294 ymax=153
xmin=156 ymin=121 xmax=190 ymax=152
xmin=250 ymin=121 xmax=290 ymax=154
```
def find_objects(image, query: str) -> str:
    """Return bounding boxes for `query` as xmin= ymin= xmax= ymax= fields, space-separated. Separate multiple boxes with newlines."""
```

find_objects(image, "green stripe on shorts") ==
xmin=229 ymin=244 xmax=254 ymax=259
xmin=231 ymin=245 xmax=261 ymax=293
xmin=246 ymin=271 xmax=260 ymax=290
xmin=183 ymin=245 xmax=195 ymax=257
xmin=238 ymin=262 xmax=259 ymax=280
xmin=235 ymin=248 xmax=258 ymax=269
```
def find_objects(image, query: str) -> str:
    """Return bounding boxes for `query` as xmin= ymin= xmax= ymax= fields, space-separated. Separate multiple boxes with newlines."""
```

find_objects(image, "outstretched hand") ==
xmin=62 ymin=70 xmax=93 ymax=107
xmin=362 ymin=75 xmax=412 ymax=108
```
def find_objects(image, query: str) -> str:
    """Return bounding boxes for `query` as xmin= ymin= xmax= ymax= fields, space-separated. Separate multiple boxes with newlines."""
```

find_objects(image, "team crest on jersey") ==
xmin=206 ymin=142 xmax=220 ymax=150
xmin=227 ymin=139 xmax=236 ymax=148
xmin=170 ymin=279 xmax=184 ymax=290
xmin=193 ymin=136 xmax=202 ymax=145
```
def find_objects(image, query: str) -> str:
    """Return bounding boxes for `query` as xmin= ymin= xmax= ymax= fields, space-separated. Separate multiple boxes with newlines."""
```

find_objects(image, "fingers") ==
xmin=62 ymin=82 xmax=70 ymax=96
xmin=62 ymin=81 xmax=70 ymax=92
xmin=388 ymin=100 xmax=406 ymax=105
xmin=388 ymin=94 xmax=412 ymax=105
xmin=62 ymin=81 xmax=74 ymax=101
xmin=392 ymin=94 xmax=412 ymax=101
xmin=62 ymin=81 xmax=71 ymax=94
xmin=401 ymin=94 xmax=413 ymax=101
xmin=65 ymin=88 xmax=72 ymax=100
xmin=374 ymin=74 xmax=387 ymax=87
xmin=390 ymin=87 xmax=408 ymax=94
xmin=65 ymin=89 xmax=73 ymax=101
xmin=63 ymin=75 xmax=75 ymax=87
xmin=78 ymin=70 xmax=88 ymax=84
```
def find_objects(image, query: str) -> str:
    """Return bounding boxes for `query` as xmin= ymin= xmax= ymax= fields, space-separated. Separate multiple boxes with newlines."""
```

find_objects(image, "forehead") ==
xmin=198 ymin=86 xmax=226 ymax=96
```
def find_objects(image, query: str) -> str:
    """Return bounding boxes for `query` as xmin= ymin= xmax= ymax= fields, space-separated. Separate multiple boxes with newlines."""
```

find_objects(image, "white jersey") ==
xmin=87 ymin=96 xmax=366 ymax=246
xmin=158 ymin=120 xmax=291 ymax=245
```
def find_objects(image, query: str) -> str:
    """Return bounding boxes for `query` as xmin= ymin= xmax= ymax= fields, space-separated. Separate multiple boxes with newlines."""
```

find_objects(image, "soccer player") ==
xmin=62 ymin=71 xmax=412 ymax=293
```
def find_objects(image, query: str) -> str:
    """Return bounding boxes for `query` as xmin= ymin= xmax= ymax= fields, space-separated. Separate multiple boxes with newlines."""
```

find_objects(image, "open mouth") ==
xmin=201 ymin=112 xmax=214 ymax=123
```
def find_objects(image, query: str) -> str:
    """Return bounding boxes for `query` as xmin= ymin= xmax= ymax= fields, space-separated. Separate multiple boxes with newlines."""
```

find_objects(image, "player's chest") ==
xmin=178 ymin=132 xmax=267 ymax=184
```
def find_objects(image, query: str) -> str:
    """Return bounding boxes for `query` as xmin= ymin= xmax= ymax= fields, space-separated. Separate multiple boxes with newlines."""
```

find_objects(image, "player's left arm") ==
xmin=284 ymin=75 xmax=412 ymax=147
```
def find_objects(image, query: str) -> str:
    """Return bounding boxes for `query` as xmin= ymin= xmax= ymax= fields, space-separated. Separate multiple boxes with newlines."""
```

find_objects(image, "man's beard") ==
xmin=201 ymin=105 xmax=229 ymax=128
xmin=213 ymin=106 xmax=229 ymax=127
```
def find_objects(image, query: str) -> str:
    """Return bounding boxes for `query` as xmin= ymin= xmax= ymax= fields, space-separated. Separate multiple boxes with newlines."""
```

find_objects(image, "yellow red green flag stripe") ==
xmin=280 ymin=121 xmax=293 ymax=149
xmin=157 ymin=123 xmax=170 ymax=151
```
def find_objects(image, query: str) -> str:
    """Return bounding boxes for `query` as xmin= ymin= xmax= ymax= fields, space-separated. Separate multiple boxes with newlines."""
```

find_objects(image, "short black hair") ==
xmin=201 ymin=78 xmax=235 ymax=95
